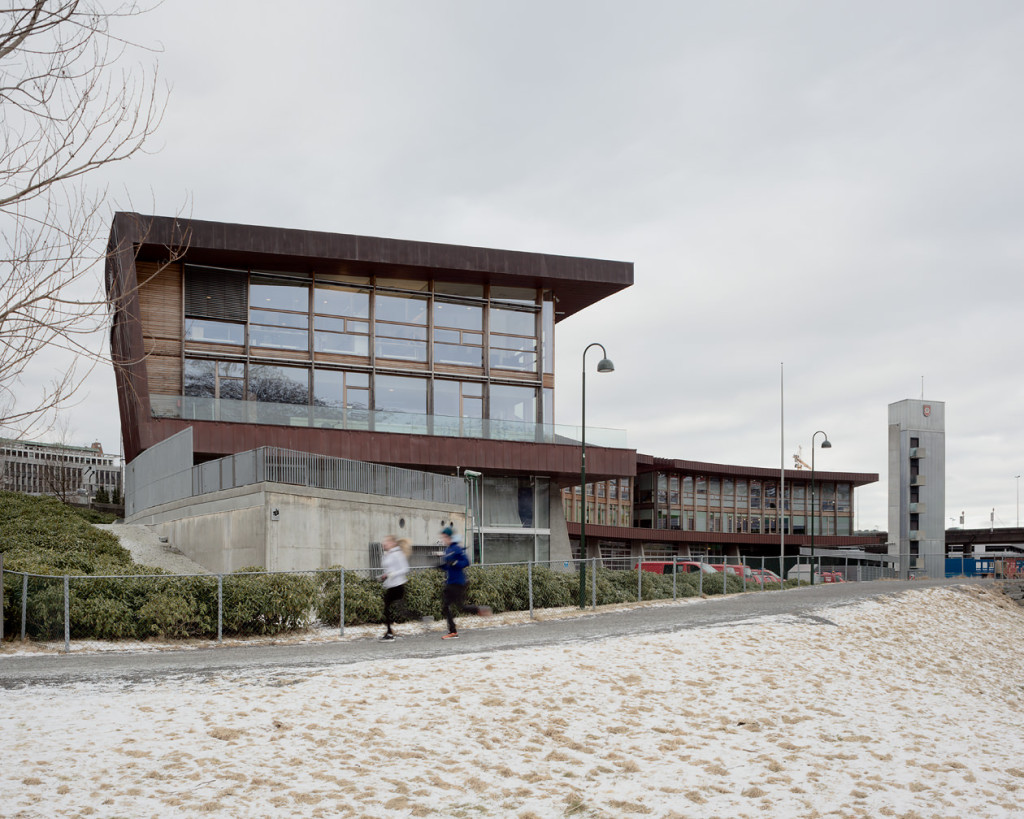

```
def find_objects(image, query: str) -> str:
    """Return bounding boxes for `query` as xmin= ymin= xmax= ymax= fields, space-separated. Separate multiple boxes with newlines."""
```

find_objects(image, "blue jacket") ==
xmin=440 ymin=541 xmax=470 ymax=586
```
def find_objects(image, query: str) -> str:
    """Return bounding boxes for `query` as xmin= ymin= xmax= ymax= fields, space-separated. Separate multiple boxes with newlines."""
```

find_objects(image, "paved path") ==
xmin=0 ymin=577 xmax=990 ymax=688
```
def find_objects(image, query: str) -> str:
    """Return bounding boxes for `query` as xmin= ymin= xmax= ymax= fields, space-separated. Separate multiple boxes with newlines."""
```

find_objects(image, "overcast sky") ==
xmin=37 ymin=0 xmax=1024 ymax=532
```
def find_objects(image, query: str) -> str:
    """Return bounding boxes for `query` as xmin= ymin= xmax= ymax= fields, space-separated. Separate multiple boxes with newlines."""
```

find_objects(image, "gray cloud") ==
xmin=29 ymin=0 xmax=1023 ymax=532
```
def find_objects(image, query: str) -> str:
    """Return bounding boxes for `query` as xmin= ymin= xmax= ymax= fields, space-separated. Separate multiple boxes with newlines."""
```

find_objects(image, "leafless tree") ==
xmin=1 ymin=1 xmax=166 ymax=438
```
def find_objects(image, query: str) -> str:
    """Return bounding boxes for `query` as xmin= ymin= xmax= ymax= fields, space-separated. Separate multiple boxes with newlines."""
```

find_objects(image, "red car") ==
xmin=750 ymin=568 xmax=783 ymax=586
xmin=635 ymin=560 xmax=718 ymax=575
xmin=710 ymin=563 xmax=753 ymax=580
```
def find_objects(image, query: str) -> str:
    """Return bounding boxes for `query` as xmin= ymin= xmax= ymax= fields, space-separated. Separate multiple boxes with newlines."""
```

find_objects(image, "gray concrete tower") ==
xmin=888 ymin=399 xmax=946 ymax=578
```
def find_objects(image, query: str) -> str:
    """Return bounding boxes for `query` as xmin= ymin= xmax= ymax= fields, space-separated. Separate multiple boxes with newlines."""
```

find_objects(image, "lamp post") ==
xmin=1017 ymin=475 xmax=1020 ymax=529
xmin=580 ymin=343 xmax=615 ymax=608
xmin=809 ymin=430 xmax=831 ymax=585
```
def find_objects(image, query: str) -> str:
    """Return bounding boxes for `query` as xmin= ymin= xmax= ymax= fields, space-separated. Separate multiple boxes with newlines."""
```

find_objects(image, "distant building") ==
xmin=888 ymin=399 xmax=946 ymax=578
xmin=562 ymin=455 xmax=879 ymax=568
xmin=0 ymin=439 xmax=122 ymax=502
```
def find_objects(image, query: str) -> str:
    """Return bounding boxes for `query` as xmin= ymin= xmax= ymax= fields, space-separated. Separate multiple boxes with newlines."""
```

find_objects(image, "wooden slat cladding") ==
xmin=137 ymin=262 xmax=183 ymax=396
xmin=144 ymin=338 xmax=180 ymax=358
xmin=138 ymin=262 xmax=183 ymax=341
xmin=147 ymin=355 xmax=181 ymax=395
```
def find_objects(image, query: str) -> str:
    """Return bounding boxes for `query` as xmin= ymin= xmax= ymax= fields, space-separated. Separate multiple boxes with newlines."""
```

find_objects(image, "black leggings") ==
xmin=442 ymin=583 xmax=484 ymax=633
xmin=383 ymin=585 xmax=407 ymax=633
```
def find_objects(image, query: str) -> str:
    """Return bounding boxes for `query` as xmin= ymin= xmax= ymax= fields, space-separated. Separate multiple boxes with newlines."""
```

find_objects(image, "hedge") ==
xmin=0 ymin=492 xmax=788 ymax=643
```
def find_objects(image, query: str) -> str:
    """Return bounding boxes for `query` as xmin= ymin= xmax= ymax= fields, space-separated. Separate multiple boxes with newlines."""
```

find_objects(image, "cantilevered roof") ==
xmin=107 ymin=213 xmax=633 ymax=321
xmin=636 ymin=454 xmax=879 ymax=487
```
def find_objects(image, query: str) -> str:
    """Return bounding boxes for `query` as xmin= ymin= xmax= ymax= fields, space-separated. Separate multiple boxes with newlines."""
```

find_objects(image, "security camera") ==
xmin=464 ymin=469 xmax=482 ymax=478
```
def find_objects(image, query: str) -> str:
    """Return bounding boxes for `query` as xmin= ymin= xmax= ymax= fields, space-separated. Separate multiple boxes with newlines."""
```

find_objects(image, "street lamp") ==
xmin=1017 ymin=475 xmax=1021 ymax=529
xmin=809 ymin=430 xmax=831 ymax=586
xmin=580 ymin=343 xmax=615 ymax=608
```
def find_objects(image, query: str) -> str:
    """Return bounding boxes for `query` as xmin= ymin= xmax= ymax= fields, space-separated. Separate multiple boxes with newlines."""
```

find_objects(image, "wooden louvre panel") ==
xmin=185 ymin=265 xmax=248 ymax=322
xmin=146 ymin=355 xmax=182 ymax=395
xmin=138 ymin=262 xmax=183 ymax=342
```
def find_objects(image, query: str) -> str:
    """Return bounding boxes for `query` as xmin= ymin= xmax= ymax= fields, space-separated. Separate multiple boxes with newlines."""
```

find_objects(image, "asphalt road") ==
xmin=0 ymin=577 xmax=990 ymax=689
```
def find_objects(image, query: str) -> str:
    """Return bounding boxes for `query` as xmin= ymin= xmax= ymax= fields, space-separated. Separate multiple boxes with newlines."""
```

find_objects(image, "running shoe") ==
xmin=442 ymin=631 xmax=459 ymax=639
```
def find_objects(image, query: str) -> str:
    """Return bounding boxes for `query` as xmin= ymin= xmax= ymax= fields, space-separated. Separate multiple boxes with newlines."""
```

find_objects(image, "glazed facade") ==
xmin=106 ymin=214 xmax=636 ymax=567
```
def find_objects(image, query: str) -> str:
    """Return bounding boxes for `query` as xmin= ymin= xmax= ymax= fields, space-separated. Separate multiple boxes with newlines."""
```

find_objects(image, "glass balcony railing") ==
xmin=150 ymin=395 xmax=628 ymax=449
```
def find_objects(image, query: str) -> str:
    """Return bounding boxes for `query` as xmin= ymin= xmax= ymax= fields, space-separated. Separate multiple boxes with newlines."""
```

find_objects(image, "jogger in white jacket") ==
xmin=379 ymin=535 xmax=412 ymax=640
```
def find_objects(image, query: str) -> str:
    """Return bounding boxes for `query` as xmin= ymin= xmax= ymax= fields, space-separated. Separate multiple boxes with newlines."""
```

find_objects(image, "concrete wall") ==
xmin=548 ymin=490 xmax=572 ymax=563
xmin=128 ymin=481 xmax=466 ymax=573
xmin=888 ymin=399 xmax=946 ymax=578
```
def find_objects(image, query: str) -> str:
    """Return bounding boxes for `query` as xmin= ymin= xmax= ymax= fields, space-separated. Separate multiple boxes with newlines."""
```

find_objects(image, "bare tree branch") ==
xmin=1 ymin=0 xmax=168 ymax=438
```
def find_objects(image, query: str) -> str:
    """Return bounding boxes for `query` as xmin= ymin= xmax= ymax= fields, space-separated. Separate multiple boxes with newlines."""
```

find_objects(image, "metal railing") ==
xmin=129 ymin=445 xmax=466 ymax=516
xmin=150 ymin=394 xmax=628 ymax=448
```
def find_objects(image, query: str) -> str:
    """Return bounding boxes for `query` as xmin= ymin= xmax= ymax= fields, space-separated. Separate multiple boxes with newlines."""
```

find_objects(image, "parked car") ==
xmin=710 ymin=563 xmax=753 ymax=580
xmin=750 ymin=568 xmax=783 ymax=586
xmin=635 ymin=560 xmax=718 ymax=575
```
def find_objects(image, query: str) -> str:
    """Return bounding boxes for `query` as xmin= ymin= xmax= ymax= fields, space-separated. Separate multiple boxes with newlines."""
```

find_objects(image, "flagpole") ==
xmin=780 ymin=362 xmax=785 ymax=589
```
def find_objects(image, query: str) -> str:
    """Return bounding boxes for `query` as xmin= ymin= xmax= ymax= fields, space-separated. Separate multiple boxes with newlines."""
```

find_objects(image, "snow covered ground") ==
xmin=2 ymin=584 xmax=1023 ymax=818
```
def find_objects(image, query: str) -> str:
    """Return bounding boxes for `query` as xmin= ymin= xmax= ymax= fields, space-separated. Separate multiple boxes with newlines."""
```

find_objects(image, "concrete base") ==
xmin=127 ymin=481 xmax=466 ymax=573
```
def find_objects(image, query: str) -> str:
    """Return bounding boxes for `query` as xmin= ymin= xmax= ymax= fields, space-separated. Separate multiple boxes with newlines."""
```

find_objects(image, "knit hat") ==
xmin=441 ymin=526 xmax=455 ymax=537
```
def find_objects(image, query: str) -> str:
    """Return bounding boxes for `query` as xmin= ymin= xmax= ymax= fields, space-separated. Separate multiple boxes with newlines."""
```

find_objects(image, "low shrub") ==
xmin=221 ymin=568 xmax=318 ymax=635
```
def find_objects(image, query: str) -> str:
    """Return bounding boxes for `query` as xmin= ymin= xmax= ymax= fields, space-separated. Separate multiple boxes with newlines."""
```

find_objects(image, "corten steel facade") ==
xmin=105 ymin=213 xmax=636 ymax=564
xmin=562 ymin=455 xmax=879 ymax=566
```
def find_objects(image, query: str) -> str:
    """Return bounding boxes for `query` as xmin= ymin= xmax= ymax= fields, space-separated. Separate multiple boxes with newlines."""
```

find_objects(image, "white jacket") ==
xmin=381 ymin=546 xmax=410 ymax=589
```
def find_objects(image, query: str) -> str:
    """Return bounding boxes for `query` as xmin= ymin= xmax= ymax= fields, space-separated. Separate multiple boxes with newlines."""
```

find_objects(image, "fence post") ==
xmin=21 ymin=573 xmax=28 ymax=641
xmin=0 ymin=552 xmax=4 ymax=642
xmin=217 ymin=574 xmax=223 ymax=644
xmin=339 ymin=567 xmax=345 ymax=637
xmin=63 ymin=575 xmax=70 ymax=653
xmin=741 ymin=561 xmax=746 ymax=593
xmin=699 ymin=558 xmax=704 ymax=596
xmin=591 ymin=557 xmax=597 ymax=610
xmin=528 ymin=561 xmax=534 ymax=620
xmin=637 ymin=561 xmax=642 ymax=603
xmin=672 ymin=556 xmax=677 ymax=601
xmin=723 ymin=561 xmax=727 ymax=594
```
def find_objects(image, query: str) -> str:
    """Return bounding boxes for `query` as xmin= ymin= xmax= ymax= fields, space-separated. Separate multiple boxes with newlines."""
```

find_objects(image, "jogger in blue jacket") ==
xmin=438 ymin=526 xmax=491 ymax=638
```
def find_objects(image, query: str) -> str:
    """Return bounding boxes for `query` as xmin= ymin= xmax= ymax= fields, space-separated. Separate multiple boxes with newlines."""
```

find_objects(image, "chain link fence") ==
xmin=1 ymin=553 xmax=1004 ymax=652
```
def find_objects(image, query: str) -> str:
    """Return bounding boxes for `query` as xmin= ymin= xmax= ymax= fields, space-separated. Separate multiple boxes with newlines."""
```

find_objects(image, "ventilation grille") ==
xmin=185 ymin=265 xmax=248 ymax=322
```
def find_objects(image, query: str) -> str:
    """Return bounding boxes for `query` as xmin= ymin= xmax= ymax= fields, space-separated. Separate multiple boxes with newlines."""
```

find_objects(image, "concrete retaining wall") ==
xmin=127 ymin=482 xmax=466 ymax=573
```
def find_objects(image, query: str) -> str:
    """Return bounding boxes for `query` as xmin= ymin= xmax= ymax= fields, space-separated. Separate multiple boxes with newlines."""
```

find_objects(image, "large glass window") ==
xmin=374 ymin=375 xmax=427 ymax=414
xmin=185 ymin=319 xmax=244 ymax=346
xmin=837 ymin=483 xmax=851 ymax=513
xmin=313 ymin=369 xmax=369 ymax=427
xmin=482 ymin=476 xmax=537 ymax=527
xmin=490 ymin=286 xmax=537 ymax=305
xmin=184 ymin=359 xmax=244 ymax=399
xmin=314 ymin=285 xmax=370 ymax=356
xmin=434 ymin=380 xmax=483 ymax=418
xmin=248 ymin=364 xmax=309 ymax=405
xmin=313 ymin=370 xmax=369 ymax=409
xmin=250 ymin=279 xmax=309 ymax=351
xmin=542 ymin=299 xmax=554 ymax=374
xmin=315 ymin=285 xmax=369 ymax=319
xmin=433 ymin=301 xmax=483 ymax=366
xmin=489 ymin=308 xmax=537 ymax=372
xmin=375 ymin=295 xmax=427 ymax=362
xmin=489 ymin=384 xmax=536 ymax=423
